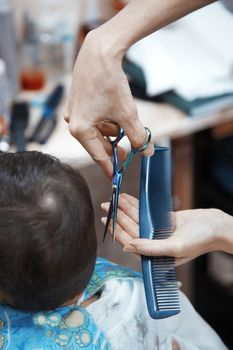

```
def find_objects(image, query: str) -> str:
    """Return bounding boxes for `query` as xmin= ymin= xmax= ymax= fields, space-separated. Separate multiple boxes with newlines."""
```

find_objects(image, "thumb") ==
xmin=123 ymin=238 xmax=177 ymax=257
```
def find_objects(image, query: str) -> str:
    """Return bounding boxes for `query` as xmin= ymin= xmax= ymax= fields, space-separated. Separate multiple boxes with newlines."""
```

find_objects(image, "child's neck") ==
xmin=61 ymin=293 xmax=83 ymax=307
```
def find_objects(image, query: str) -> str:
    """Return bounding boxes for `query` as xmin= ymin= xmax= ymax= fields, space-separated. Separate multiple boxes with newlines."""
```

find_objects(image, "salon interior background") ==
xmin=0 ymin=0 xmax=232 ymax=348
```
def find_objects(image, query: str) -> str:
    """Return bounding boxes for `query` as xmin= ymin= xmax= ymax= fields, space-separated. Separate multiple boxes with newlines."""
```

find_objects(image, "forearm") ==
xmin=93 ymin=0 xmax=216 ymax=58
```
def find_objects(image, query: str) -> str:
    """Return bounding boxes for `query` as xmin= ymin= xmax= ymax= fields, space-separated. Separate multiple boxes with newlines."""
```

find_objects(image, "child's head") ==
xmin=0 ymin=151 xmax=97 ymax=311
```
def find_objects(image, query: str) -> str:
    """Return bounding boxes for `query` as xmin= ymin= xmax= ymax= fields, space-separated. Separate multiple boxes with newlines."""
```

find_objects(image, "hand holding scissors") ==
xmin=103 ymin=127 xmax=151 ymax=242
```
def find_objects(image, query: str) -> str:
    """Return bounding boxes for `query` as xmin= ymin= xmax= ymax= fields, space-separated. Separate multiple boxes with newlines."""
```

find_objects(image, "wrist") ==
xmin=214 ymin=209 xmax=233 ymax=253
xmin=221 ymin=211 xmax=233 ymax=253
xmin=87 ymin=25 xmax=128 ymax=63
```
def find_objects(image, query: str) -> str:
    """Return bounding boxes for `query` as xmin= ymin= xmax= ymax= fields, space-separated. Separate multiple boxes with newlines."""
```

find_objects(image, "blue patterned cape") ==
xmin=0 ymin=258 xmax=141 ymax=350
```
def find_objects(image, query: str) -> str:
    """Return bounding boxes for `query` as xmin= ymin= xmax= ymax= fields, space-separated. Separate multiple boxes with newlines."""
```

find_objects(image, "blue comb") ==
xmin=139 ymin=146 xmax=180 ymax=319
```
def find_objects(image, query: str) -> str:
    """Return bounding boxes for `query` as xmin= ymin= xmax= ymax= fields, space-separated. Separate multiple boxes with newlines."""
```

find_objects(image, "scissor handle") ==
xmin=121 ymin=127 xmax=152 ymax=172
xmin=132 ymin=127 xmax=152 ymax=153
xmin=107 ymin=128 xmax=125 ymax=147
xmin=110 ymin=126 xmax=152 ymax=175
xmin=108 ymin=126 xmax=151 ymax=150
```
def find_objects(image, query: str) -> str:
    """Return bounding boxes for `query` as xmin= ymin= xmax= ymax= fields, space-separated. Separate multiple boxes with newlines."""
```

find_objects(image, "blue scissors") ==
xmin=103 ymin=126 xmax=151 ymax=242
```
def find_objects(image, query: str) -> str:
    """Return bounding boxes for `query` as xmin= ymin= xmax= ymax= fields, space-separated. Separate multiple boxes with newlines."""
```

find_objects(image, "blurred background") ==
xmin=0 ymin=0 xmax=232 ymax=347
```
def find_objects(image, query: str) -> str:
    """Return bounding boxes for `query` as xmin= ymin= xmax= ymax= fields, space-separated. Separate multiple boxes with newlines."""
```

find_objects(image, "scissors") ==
xmin=103 ymin=126 xmax=151 ymax=242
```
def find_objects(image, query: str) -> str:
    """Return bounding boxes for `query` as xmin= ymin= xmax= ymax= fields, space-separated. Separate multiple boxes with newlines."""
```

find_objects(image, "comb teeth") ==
xmin=151 ymin=257 xmax=180 ymax=312
xmin=153 ymin=230 xmax=172 ymax=239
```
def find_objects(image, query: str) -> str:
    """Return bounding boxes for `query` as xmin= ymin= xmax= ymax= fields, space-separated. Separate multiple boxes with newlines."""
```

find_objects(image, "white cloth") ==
xmin=87 ymin=278 xmax=227 ymax=350
xmin=127 ymin=2 xmax=233 ymax=100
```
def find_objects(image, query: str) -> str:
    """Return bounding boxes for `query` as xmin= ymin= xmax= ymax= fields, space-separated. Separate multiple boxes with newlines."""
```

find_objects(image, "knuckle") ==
xmin=132 ymin=133 xmax=147 ymax=149
xmin=120 ymin=104 xmax=137 ymax=120
xmin=63 ymin=111 xmax=70 ymax=123
xmin=68 ymin=121 xmax=88 ymax=138
xmin=68 ymin=124 xmax=79 ymax=138
xmin=92 ymin=152 xmax=109 ymax=164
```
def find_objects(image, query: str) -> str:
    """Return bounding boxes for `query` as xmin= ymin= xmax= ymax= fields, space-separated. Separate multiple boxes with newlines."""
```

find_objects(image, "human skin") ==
xmin=101 ymin=193 xmax=233 ymax=266
xmin=64 ymin=0 xmax=216 ymax=178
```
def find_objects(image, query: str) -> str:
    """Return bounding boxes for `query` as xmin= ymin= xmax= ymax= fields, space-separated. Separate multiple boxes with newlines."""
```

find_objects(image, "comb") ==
xmin=139 ymin=146 xmax=180 ymax=319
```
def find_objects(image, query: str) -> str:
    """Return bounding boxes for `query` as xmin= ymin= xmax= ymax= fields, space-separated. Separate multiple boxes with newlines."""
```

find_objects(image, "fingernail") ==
xmin=149 ymin=143 xmax=155 ymax=155
xmin=123 ymin=245 xmax=137 ymax=253
xmin=144 ymin=143 xmax=154 ymax=157
xmin=101 ymin=202 xmax=109 ymax=209
xmin=101 ymin=217 xmax=107 ymax=224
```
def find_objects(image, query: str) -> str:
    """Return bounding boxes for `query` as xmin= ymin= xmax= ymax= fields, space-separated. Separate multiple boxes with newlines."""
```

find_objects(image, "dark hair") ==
xmin=0 ymin=151 xmax=97 ymax=311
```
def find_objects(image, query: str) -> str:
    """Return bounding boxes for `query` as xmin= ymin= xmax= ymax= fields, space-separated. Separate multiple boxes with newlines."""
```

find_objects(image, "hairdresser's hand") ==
xmin=101 ymin=194 xmax=233 ymax=266
xmin=64 ymin=30 xmax=154 ymax=178
xmin=65 ymin=0 xmax=214 ymax=177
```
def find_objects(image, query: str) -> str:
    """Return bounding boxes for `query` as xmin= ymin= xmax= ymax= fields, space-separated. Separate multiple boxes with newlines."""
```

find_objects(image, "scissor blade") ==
xmin=112 ymin=180 xmax=120 ymax=242
xmin=102 ymin=191 xmax=114 ymax=242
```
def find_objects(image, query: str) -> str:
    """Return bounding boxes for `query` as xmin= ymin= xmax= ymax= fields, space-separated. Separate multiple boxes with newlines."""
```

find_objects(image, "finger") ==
xmin=101 ymin=202 xmax=138 ymax=238
xmin=101 ymin=195 xmax=138 ymax=226
xmin=101 ymin=217 xmax=141 ymax=261
xmin=117 ymin=146 xmax=127 ymax=161
xmin=101 ymin=204 xmax=139 ymax=239
xmin=123 ymin=237 xmax=180 ymax=257
xmin=69 ymin=124 xmax=113 ymax=178
xmin=101 ymin=217 xmax=138 ymax=246
xmin=97 ymin=128 xmax=127 ymax=161
xmin=97 ymin=121 xmax=119 ymax=136
xmin=118 ymin=195 xmax=139 ymax=224
xmin=97 ymin=130 xmax=125 ymax=159
xmin=101 ymin=202 xmax=110 ymax=213
xmin=99 ymin=131 xmax=114 ymax=156
xmin=115 ymin=207 xmax=139 ymax=238
xmin=119 ymin=193 xmax=139 ymax=209
xmin=97 ymin=126 xmax=127 ymax=160
xmin=120 ymin=114 xmax=154 ymax=157
xmin=101 ymin=193 xmax=138 ymax=212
